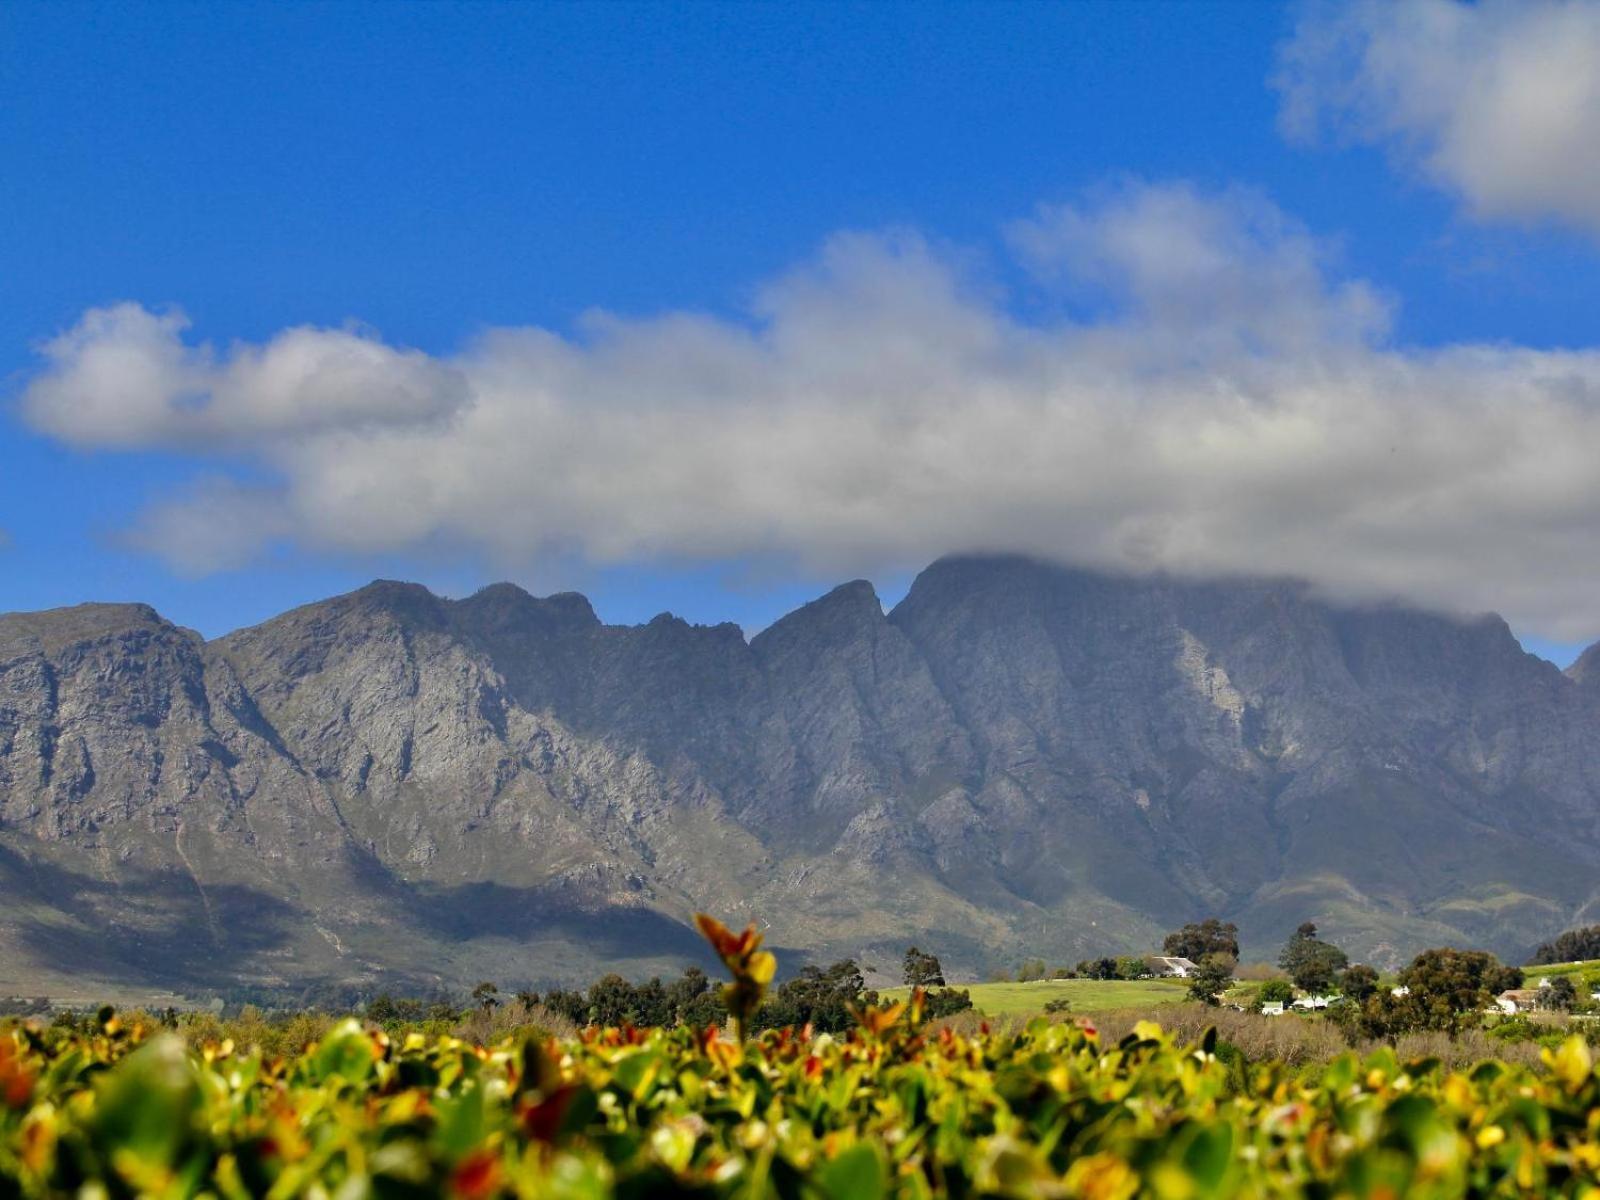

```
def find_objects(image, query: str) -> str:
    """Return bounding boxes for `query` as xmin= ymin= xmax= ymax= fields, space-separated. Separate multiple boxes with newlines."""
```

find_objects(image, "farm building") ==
xmin=1496 ymin=988 xmax=1543 ymax=1014
xmin=1145 ymin=956 xmax=1199 ymax=978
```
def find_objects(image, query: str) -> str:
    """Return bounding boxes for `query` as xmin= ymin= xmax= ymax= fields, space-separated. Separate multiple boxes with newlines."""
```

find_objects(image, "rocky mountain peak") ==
xmin=343 ymin=579 xmax=448 ymax=627
xmin=1571 ymin=641 xmax=1600 ymax=688
xmin=750 ymin=580 xmax=883 ymax=655
xmin=0 ymin=601 xmax=188 ymax=659
xmin=451 ymin=583 xmax=600 ymax=637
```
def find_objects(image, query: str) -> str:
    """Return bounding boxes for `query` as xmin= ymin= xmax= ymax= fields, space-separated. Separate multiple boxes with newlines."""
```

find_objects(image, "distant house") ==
xmin=1260 ymin=1001 xmax=1286 ymax=1017
xmin=1293 ymin=994 xmax=1337 ymax=1010
xmin=1497 ymin=988 xmax=1543 ymax=1014
xmin=1146 ymin=956 xmax=1199 ymax=978
xmin=1390 ymin=986 xmax=1410 ymax=998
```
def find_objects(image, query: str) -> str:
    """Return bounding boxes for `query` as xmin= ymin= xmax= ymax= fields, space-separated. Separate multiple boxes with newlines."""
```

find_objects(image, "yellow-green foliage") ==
xmin=6 ymin=1007 xmax=1600 ymax=1198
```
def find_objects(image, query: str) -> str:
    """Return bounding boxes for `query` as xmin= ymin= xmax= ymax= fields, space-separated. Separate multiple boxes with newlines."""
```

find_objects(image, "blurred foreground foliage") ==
xmin=7 ymin=999 xmax=1600 ymax=1198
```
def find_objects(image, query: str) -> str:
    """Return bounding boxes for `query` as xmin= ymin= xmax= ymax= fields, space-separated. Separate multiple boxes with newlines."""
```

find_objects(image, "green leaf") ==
xmin=1181 ymin=1122 xmax=1233 ymax=1194
xmin=816 ymin=1143 xmax=887 ymax=1200
xmin=309 ymin=1019 xmax=376 ymax=1085
xmin=90 ymin=1034 xmax=199 ymax=1168
xmin=611 ymin=1049 xmax=662 ymax=1101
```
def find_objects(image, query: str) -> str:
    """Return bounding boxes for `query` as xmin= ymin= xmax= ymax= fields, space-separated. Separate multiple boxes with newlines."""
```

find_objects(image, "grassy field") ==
xmin=885 ymin=976 xmax=1189 ymax=1016
xmin=1522 ymin=957 xmax=1600 ymax=983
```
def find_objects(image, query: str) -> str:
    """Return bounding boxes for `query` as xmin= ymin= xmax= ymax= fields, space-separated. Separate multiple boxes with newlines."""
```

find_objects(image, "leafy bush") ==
xmin=8 ymin=1001 xmax=1600 ymax=1197
xmin=1256 ymin=979 xmax=1293 ymax=1009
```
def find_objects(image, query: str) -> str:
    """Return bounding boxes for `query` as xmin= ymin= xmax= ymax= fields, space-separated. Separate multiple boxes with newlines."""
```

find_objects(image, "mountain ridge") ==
xmin=2 ymin=554 xmax=1598 ymax=999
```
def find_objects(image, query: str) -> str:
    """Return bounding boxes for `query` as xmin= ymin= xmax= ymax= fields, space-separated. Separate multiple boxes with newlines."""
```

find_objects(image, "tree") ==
xmin=1341 ymin=964 xmax=1380 ymax=1004
xmin=1278 ymin=923 xmax=1349 ymax=993
xmin=471 ymin=982 xmax=499 ymax=1015
xmin=922 ymin=988 xmax=975 ymax=1019
xmin=1542 ymin=976 xmax=1578 ymax=1012
xmin=1115 ymin=955 xmax=1149 ymax=981
xmin=1017 ymin=957 xmax=1048 ymax=983
xmin=1187 ymin=954 xmax=1234 ymax=1006
xmin=1164 ymin=918 xmax=1240 ymax=962
xmin=1373 ymin=948 xmax=1523 ymax=1036
xmin=1531 ymin=925 xmax=1600 ymax=965
xmin=666 ymin=966 xmax=722 ymax=1026
xmin=903 ymin=947 xmax=946 ymax=988
xmin=1076 ymin=958 xmax=1119 ymax=981
xmin=1256 ymin=979 xmax=1293 ymax=1009
xmin=756 ymin=960 xmax=873 ymax=1033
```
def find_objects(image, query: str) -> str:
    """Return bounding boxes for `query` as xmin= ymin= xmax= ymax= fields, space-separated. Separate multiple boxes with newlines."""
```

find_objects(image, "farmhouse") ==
xmin=1496 ymin=988 xmax=1543 ymax=1014
xmin=1292 ymin=994 xmax=1337 ymax=1010
xmin=1145 ymin=956 xmax=1199 ymax=978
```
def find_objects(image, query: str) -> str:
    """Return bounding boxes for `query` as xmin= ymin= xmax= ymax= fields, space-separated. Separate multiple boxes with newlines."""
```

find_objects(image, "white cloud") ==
xmin=21 ymin=181 xmax=1600 ymax=640
xmin=24 ymin=303 xmax=468 ymax=448
xmin=1277 ymin=0 xmax=1600 ymax=237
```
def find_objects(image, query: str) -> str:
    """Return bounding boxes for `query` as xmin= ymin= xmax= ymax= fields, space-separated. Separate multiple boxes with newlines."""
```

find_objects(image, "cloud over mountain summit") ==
xmin=24 ymin=180 xmax=1600 ymax=639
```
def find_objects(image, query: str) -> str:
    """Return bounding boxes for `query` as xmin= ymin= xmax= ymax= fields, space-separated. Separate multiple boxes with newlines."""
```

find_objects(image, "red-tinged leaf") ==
xmin=450 ymin=1150 xmax=501 ymax=1199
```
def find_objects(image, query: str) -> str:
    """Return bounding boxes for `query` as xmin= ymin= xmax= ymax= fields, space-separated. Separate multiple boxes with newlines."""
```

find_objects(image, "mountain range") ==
xmin=3 ymin=554 xmax=1599 ymax=1000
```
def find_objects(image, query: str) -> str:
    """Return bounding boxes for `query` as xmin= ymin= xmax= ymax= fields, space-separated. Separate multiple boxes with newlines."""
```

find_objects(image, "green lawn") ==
xmin=886 ymin=977 xmax=1189 ymax=1017
xmin=1522 ymin=958 xmax=1600 ymax=983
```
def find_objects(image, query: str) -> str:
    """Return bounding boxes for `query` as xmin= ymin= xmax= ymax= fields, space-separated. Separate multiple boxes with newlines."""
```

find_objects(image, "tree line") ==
xmin=373 ymin=949 xmax=974 ymax=1035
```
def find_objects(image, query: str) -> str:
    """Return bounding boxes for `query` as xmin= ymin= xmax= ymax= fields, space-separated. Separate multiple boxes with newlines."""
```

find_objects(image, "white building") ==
xmin=1145 ymin=956 xmax=1199 ymax=978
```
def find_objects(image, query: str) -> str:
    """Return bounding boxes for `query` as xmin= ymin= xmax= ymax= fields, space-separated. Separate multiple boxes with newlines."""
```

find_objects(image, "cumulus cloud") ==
xmin=1277 ymin=0 xmax=1600 ymax=237
xmin=24 ymin=304 xmax=469 ymax=448
xmin=21 ymin=180 xmax=1600 ymax=639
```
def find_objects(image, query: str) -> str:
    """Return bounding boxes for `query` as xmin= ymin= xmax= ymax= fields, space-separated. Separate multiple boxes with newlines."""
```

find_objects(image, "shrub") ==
xmin=1256 ymin=980 xmax=1293 ymax=1009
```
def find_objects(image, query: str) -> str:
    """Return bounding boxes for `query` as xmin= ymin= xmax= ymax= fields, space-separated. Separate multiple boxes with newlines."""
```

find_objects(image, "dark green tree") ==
xmin=1531 ymin=925 xmax=1600 ymax=965
xmin=921 ymin=988 xmax=975 ymax=1019
xmin=1361 ymin=948 xmax=1525 ymax=1037
xmin=1017 ymin=957 xmax=1048 ymax=983
xmin=1114 ymin=955 xmax=1149 ymax=981
xmin=756 ymin=960 xmax=874 ymax=1033
xmin=471 ymin=981 xmax=499 ymax=1015
xmin=902 ymin=947 xmax=946 ymax=987
xmin=1341 ymin=964 xmax=1380 ymax=1004
xmin=1255 ymin=979 xmax=1293 ymax=1009
xmin=1278 ymin=923 xmax=1349 ymax=993
xmin=1186 ymin=954 xmax=1234 ymax=1006
xmin=1163 ymin=918 xmax=1240 ymax=962
xmin=1542 ymin=976 xmax=1578 ymax=1012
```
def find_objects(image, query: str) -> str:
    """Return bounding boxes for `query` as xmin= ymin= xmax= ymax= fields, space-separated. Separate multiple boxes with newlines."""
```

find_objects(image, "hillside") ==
xmin=3 ymin=554 xmax=1600 ymax=999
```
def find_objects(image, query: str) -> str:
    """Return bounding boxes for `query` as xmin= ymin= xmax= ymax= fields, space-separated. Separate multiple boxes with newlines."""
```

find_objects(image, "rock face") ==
xmin=3 ymin=555 xmax=1600 ymax=997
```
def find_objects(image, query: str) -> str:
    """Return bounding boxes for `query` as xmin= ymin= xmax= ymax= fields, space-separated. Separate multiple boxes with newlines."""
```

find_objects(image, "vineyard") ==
xmin=7 ymin=999 xmax=1600 ymax=1197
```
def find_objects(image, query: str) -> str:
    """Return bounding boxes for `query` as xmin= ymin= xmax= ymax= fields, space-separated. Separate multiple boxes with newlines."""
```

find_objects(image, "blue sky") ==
xmin=3 ymin=1 xmax=1600 ymax=663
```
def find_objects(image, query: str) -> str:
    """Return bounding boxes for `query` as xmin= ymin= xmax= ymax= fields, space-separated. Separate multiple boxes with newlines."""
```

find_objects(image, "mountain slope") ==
xmin=2 ymin=556 xmax=1598 ymax=998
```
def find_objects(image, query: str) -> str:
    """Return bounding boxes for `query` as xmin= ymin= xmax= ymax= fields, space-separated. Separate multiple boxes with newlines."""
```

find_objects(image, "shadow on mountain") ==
xmin=341 ymin=844 xmax=808 ymax=976
xmin=0 ymin=842 xmax=299 ymax=990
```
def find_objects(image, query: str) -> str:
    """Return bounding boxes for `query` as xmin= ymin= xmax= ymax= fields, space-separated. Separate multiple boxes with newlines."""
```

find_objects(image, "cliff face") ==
xmin=2 ymin=556 xmax=1599 ymax=998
